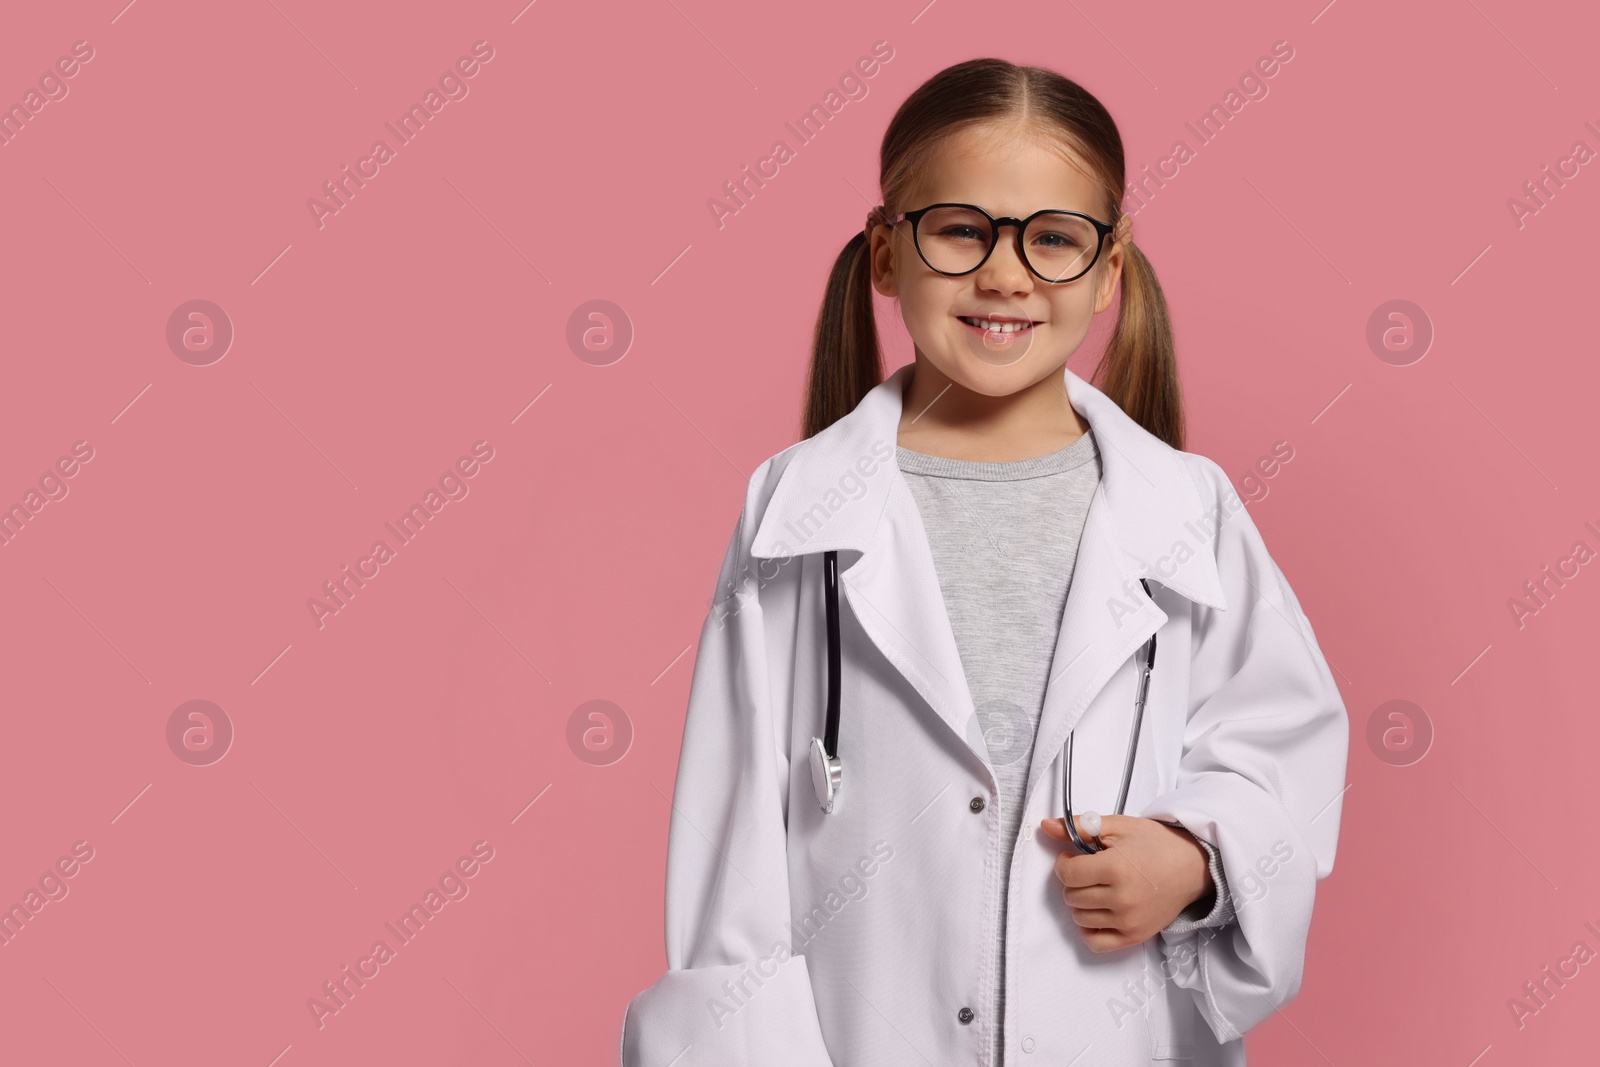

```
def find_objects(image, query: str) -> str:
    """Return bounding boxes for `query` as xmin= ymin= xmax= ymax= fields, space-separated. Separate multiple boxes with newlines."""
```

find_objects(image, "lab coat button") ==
xmin=969 ymin=796 xmax=986 ymax=813
xmin=1022 ymin=1036 xmax=1036 ymax=1053
xmin=958 ymin=1006 xmax=975 ymax=1024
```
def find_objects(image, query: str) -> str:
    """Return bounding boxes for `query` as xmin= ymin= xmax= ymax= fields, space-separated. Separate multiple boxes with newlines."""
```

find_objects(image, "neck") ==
xmin=896 ymin=356 xmax=1087 ymax=462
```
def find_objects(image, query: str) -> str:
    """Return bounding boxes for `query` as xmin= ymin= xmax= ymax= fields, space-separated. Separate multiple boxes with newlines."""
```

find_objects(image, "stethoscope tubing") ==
xmin=1063 ymin=607 xmax=1156 ymax=853
xmin=822 ymin=550 xmax=842 ymax=758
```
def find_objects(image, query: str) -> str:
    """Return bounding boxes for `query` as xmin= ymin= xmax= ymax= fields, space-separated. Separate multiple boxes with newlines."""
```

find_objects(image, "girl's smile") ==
xmin=956 ymin=313 xmax=1039 ymax=335
xmin=955 ymin=311 xmax=1042 ymax=366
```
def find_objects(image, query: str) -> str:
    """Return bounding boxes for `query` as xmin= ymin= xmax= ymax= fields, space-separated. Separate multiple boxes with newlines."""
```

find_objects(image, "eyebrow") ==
xmin=914 ymin=201 xmax=1099 ymax=216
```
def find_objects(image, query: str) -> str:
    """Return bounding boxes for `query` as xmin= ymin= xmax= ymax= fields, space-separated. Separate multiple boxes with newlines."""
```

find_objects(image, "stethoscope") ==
xmin=809 ymin=550 xmax=1158 ymax=856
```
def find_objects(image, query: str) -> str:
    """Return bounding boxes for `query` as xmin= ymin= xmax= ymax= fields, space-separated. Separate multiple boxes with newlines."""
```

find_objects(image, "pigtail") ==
xmin=1092 ymin=233 xmax=1186 ymax=452
xmin=801 ymin=228 xmax=883 ymax=440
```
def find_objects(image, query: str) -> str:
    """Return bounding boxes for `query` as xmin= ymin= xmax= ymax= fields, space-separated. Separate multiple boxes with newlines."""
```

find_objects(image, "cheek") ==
xmin=1044 ymin=288 xmax=1099 ymax=335
xmin=895 ymin=274 xmax=958 ymax=331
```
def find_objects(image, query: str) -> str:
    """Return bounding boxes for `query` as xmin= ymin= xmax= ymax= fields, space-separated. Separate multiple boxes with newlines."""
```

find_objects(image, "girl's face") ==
xmin=867 ymin=123 xmax=1124 ymax=397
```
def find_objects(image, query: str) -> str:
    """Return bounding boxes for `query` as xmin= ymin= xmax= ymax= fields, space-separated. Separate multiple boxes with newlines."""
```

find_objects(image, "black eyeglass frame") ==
xmin=883 ymin=202 xmax=1117 ymax=284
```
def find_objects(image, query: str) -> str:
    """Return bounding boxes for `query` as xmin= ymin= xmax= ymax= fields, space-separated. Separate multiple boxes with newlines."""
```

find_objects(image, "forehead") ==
xmin=907 ymin=123 xmax=1105 ymax=216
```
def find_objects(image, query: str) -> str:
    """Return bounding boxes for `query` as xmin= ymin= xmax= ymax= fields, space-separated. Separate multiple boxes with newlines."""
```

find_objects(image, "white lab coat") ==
xmin=621 ymin=362 xmax=1349 ymax=1066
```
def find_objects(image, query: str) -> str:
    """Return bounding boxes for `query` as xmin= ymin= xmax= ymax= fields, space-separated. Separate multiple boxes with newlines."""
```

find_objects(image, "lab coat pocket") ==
xmin=1141 ymin=937 xmax=1196 ymax=1060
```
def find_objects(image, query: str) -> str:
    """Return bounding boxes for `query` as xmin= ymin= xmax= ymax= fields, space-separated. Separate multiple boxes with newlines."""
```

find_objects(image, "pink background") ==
xmin=1 ymin=0 xmax=1597 ymax=1064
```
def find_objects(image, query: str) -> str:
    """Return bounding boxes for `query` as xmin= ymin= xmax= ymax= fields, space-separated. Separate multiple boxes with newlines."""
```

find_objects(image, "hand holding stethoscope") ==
xmin=1039 ymin=810 xmax=1218 ymax=953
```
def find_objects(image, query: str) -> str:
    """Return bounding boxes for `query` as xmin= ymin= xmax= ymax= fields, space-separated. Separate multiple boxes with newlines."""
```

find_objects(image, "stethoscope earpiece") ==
xmin=1062 ymin=809 xmax=1105 ymax=853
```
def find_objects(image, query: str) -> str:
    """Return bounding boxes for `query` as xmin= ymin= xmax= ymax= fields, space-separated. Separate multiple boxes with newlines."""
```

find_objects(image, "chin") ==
xmin=931 ymin=361 xmax=1029 ymax=398
xmin=957 ymin=348 xmax=1055 ymax=381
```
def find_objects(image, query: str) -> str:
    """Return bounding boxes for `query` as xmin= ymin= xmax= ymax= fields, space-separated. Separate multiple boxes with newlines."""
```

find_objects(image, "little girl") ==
xmin=623 ymin=58 xmax=1348 ymax=1067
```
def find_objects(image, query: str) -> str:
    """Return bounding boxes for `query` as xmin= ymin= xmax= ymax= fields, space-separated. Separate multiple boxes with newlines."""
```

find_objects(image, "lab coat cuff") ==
xmin=1161 ymin=836 xmax=1238 ymax=935
xmin=621 ymin=953 xmax=834 ymax=1067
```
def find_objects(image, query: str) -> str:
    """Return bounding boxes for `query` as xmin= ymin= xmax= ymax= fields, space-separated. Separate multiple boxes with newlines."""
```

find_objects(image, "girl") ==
xmin=622 ymin=58 xmax=1348 ymax=1066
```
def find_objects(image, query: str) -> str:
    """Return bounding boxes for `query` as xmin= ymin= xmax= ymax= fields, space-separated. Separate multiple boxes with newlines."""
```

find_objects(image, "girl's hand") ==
xmin=1038 ymin=815 xmax=1214 ymax=953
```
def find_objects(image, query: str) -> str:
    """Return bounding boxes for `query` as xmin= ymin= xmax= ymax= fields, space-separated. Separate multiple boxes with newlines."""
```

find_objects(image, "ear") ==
xmin=868 ymin=223 xmax=899 ymax=299
xmin=1091 ymin=239 xmax=1125 ymax=315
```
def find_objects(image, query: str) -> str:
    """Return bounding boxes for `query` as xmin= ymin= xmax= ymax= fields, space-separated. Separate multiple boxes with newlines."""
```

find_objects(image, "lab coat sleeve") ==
xmin=1137 ymin=457 xmax=1349 ymax=1044
xmin=620 ymin=494 xmax=835 ymax=1067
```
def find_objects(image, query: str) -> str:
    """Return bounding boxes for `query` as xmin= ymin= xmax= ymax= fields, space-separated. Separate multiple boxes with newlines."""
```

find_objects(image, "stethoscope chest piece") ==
xmin=810 ymin=736 xmax=842 ymax=814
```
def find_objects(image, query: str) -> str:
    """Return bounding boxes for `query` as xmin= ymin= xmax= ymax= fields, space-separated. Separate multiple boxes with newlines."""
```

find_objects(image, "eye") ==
xmin=919 ymin=206 xmax=992 ymax=243
xmin=1032 ymin=230 xmax=1081 ymax=248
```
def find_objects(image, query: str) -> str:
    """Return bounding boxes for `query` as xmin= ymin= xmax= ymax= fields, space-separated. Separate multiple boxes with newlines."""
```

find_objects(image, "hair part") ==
xmin=800 ymin=57 xmax=1185 ymax=451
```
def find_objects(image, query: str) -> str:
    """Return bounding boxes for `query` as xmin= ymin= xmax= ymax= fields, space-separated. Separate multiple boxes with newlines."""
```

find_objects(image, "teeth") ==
xmin=965 ymin=317 xmax=1031 ymax=333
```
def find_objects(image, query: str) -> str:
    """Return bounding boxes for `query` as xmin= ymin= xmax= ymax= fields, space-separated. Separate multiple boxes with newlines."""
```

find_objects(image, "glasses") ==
xmin=885 ymin=202 xmax=1116 ymax=284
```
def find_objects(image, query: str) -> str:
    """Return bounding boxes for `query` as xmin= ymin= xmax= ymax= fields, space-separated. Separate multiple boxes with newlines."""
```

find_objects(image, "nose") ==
xmin=973 ymin=223 xmax=1034 ymax=297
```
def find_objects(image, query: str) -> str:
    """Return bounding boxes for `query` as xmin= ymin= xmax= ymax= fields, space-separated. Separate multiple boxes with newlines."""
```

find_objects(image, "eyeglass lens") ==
xmin=914 ymin=206 xmax=1100 ymax=282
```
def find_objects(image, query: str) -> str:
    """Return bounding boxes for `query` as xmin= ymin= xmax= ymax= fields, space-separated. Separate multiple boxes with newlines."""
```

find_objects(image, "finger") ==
xmin=1054 ymin=848 xmax=1117 ymax=888
xmin=1061 ymin=883 xmax=1120 ymax=910
xmin=1066 ymin=905 xmax=1121 ymax=929
xmin=1039 ymin=815 xmax=1107 ymax=849
xmin=1091 ymin=813 xmax=1135 ymax=841
xmin=1039 ymin=815 xmax=1101 ymax=840
xmin=1080 ymin=927 xmax=1132 ymax=954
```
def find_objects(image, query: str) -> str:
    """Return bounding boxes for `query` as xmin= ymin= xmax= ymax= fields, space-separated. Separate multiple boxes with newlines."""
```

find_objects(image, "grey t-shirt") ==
xmin=896 ymin=429 xmax=1235 ymax=1062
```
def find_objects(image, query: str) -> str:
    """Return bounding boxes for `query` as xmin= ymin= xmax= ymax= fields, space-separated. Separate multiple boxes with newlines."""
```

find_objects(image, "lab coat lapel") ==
xmin=837 ymin=476 xmax=978 ymax=761
xmin=1024 ymin=366 xmax=1232 ymax=812
xmin=748 ymin=363 xmax=980 ymax=764
xmin=1022 ymin=482 xmax=1164 ymax=814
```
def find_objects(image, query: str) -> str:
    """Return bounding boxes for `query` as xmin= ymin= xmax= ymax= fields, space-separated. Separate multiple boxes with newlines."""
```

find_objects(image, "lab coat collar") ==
xmin=749 ymin=360 xmax=1233 ymax=795
xmin=749 ymin=361 xmax=1230 ymax=615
